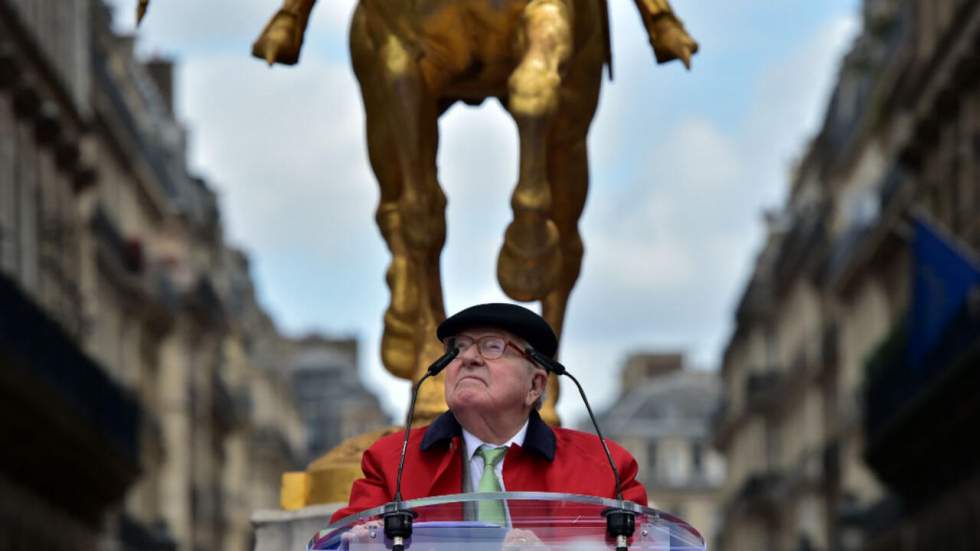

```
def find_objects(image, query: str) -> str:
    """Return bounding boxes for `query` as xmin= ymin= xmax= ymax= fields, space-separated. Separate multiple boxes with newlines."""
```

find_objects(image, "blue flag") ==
xmin=907 ymin=216 xmax=980 ymax=370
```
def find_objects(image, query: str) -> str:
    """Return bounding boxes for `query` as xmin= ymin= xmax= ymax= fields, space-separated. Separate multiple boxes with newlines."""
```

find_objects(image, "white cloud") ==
xmin=553 ymin=8 xmax=860 ymax=422
xmin=178 ymin=54 xmax=372 ymax=257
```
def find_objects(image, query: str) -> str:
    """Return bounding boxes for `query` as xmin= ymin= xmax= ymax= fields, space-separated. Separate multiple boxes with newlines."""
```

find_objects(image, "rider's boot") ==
xmin=252 ymin=0 xmax=317 ymax=66
xmin=632 ymin=0 xmax=698 ymax=68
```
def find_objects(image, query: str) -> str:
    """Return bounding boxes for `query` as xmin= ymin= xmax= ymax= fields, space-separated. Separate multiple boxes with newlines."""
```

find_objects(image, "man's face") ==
xmin=443 ymin=327 xmax=546 ymax=415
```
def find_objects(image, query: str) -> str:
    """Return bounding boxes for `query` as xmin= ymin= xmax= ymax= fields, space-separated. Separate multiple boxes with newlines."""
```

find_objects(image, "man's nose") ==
xmin=457 ymin=343 xmax=484 ymax=364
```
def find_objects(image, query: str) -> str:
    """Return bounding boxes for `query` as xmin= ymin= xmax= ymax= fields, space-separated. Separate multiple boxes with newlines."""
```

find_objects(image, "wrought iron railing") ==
xmin=0 ymin=271 xmax=141 ymax=461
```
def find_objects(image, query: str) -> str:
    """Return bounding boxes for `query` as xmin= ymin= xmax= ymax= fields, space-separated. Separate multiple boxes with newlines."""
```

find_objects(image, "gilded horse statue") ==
xmin=137 ymin=0 xmax=697 ymax=426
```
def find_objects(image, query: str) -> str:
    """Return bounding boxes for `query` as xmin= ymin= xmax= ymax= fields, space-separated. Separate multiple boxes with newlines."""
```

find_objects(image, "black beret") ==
xmin=437 ymin=303 xmax=558 ymax=358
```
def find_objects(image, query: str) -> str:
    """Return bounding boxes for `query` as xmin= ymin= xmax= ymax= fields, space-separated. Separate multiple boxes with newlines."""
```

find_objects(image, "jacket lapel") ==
xmin=419 ymin=412 xmax=465 ymax=497
xmin=502 ymin=410 xmax=555 ymax=492
xmin=419 ymin=410 xmax=556 ymax=496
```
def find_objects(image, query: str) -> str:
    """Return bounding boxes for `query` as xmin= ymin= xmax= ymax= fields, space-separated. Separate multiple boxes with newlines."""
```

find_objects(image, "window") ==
xmin=646 ymin=441 xmax=658 ymax=479
xmin=692 ymin=442 xmax=703 ymax=477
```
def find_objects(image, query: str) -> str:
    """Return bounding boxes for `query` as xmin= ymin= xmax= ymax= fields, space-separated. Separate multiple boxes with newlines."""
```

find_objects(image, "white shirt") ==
xmin=461 ymin=420 xmax=529 ymax=493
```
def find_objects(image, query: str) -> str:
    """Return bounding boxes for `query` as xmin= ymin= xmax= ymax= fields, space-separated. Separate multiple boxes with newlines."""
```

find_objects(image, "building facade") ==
xmin=0 ymin=2 xmax=306 ymax=551
xmin=713 ymin=0 xmax=980 ymax=550
xmin=589 ymin=353 xmax=725 ymax=550
xmin=286 ymin=336 xmax=390 ymax=465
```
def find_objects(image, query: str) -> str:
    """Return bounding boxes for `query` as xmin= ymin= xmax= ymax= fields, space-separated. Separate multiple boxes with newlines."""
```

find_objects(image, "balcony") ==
xmin=710 ymin=399 xmax=735 ymax=449
xmin=877 ymin=164 xmax=908 ymax=212
xmin=821 ymin=322 xmax=840 ymax=372
xmin=211 ymin=370 xmax=236 ymax=432
xmin=144 ymin=263 xmax=181 ymax=324
xmin=91 ymin=51 xmax=177 ymax=199
xmin=826 ymin=223 xmax=872 ymax=288
xmin=253 ymin=426 xmax=301 ymax=468
xmin=709 ymin=399 xmax=729 ymax=433
xmin=819 ymin=1 xmax=911 ymax=167
xmin=744 ymin=370 xmax=784 ymax=415
xmin=733 ymin=278 xmax=773 ymax=331
xmin=186 ymin=275 xmax=226 ymax=328
xmin=863 ymin=303 xmax=980 ymax=504
xmin=825 ymin=166 xmax=908 ymax=293
xmin=234 ymin=389 xmax=254 ymax=423
xmin=211 ymin=371 xmax=252 ymax=432
xmin=713 ymin=371 xmax=786 ymax=449
xmin=0 ymin=271 xmax=141 ymax=521
xmin=772 ymin=207 xmax=828 ymax=293
xmin=119 ymin=515 xmax=177 ymax=551
xmin=91 ymin=207 xmax=143 ymax=274
xmin=727 ymin=471 xmax=785 ymax=519
xmin=836 ymin=496 xmax=902 ymax=551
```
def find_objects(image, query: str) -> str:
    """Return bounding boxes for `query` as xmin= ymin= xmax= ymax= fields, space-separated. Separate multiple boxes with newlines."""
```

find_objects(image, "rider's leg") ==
xmin=632 ymin=0 xmax=698 ymax=67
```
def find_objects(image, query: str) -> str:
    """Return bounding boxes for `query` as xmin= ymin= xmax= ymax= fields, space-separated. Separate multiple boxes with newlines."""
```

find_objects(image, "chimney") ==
xmin=622 ymin=353 xmax=684 ymax=388
xmin=144 ymin=58 xmax=175 ymax=114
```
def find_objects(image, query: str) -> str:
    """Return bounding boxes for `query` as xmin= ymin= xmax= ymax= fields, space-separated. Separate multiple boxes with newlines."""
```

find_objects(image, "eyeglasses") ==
xmin=447 ymin=335 xmax=526 ymax=360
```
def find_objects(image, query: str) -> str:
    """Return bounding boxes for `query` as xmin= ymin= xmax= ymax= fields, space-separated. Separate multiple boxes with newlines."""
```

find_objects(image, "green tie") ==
xmin=476 ymin=445 xmax=508 ymax=525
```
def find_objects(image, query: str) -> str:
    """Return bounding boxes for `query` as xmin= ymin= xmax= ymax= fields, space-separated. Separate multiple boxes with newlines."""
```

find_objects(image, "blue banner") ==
xmin=907 ymin=217 xmax=980 ymax=370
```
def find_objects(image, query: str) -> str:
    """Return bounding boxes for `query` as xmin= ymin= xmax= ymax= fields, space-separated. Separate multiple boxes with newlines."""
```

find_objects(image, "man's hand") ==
xmin=648 ymin=15 xmax=699 ymax=69
xmin=340 ymin=519 xmax=382 ymax=546
xmin=503 ymin=527 xmax=550 ymax=550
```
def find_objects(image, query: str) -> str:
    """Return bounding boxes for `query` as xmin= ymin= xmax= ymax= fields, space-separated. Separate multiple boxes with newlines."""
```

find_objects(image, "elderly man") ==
xmin=330 ymin=303 xmax=647 ymax=524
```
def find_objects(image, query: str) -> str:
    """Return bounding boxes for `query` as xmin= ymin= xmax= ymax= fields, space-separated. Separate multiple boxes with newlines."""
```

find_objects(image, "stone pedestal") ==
xmin=252 ymin=503 xmax=342 ymax=551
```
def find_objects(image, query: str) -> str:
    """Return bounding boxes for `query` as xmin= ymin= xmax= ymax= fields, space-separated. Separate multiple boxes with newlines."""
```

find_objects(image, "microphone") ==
xmin=524 ymin=347 xmax=636 ymax=551
xmin=384 ymin=343 xmax=461 ymax=551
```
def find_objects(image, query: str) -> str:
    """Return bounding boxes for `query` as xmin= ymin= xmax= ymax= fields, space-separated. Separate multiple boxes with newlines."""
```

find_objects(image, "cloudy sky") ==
xmin=109 ymin=0 xmax=860 ymax=424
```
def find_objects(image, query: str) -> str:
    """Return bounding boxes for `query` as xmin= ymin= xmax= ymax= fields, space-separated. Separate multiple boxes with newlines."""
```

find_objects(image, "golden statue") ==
xmin=137 ymin=0 xmax=697 ymax=507
xmin=250 ymin=0 xmax=695 ymax=426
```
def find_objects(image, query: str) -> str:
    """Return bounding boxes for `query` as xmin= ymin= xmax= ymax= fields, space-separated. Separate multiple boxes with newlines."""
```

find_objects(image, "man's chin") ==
xmin=446 ymin=393 xmax=490 ymax=412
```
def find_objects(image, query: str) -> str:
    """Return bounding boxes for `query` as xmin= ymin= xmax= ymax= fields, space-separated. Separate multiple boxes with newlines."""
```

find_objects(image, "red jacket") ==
xmin=330 ymin=410 xmax=647 ymax=524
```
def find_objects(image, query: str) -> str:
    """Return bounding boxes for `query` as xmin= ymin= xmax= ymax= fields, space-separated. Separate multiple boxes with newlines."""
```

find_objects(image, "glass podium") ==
xmin=308 ymin=492 xmax=706 ymax=550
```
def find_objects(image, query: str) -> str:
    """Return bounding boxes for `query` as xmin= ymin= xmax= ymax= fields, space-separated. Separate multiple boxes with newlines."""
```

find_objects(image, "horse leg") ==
xmin=376 ymin=43 xmax=452 ymax=421
xmin=378 ymin=42 xmax=447 ymax=338
xmin=538 ymin=5 xmax=605 ymax=424
xmin=352 ymin=10 xmax=447 ymax=385
xmin=363 ymin=95 xmax=419 ymax=381
xmin=539 ymin=10 xmax=604 ymax=340
xmin=536 ymin=129 xmax=591 ymax=425
xmin=498 ymin=0 xmax=573 ymax=302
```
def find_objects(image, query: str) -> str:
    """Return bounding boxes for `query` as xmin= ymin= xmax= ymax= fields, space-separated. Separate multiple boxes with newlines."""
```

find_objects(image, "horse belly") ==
xmin=412 ymin=0 xmax=528 ymax=87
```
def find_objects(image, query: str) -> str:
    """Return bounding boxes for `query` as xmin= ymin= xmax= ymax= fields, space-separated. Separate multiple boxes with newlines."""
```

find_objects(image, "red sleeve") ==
xmin=329 ymin=443 xmax=394 ymax=524
xmin=618 ymin=451 xmax=648 ymax=506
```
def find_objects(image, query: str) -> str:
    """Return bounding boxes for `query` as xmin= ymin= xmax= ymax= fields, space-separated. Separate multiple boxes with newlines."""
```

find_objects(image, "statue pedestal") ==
xmin=252 ymin=503 xmax=341 ymax=551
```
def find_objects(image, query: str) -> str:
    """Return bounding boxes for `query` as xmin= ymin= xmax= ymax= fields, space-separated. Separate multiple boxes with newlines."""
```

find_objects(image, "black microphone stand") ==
xmin=525 ymin=348 xmax=636 ymax=551
xmin=383 ymin=346 xmax=459 ymax=551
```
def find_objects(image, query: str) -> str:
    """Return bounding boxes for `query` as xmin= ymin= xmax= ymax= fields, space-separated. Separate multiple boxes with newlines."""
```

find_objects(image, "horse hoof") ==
xmin=497 ymin=219 xmax=562 ymax=301
xmin=381 ymin=310 xmax=418 ymax=379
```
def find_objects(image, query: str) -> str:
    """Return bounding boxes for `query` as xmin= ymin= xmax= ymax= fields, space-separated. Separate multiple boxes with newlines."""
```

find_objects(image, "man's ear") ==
xmin=528 ymin=367 xmax=548 ymax=400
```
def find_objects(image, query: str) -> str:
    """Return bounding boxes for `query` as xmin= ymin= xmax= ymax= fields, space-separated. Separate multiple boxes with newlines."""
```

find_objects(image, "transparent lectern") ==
xmin=308 ymin=492 xmax=706 ymax=550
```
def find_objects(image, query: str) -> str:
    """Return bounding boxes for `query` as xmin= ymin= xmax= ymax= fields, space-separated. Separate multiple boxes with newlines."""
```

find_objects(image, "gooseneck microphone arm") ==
xmin=523 ymin=348 xmax=622 ymax=499
xmin=524 ymin=347 xmax=636 ymax=551
xmin=384 ymin=345 xmax=460 ymax=551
